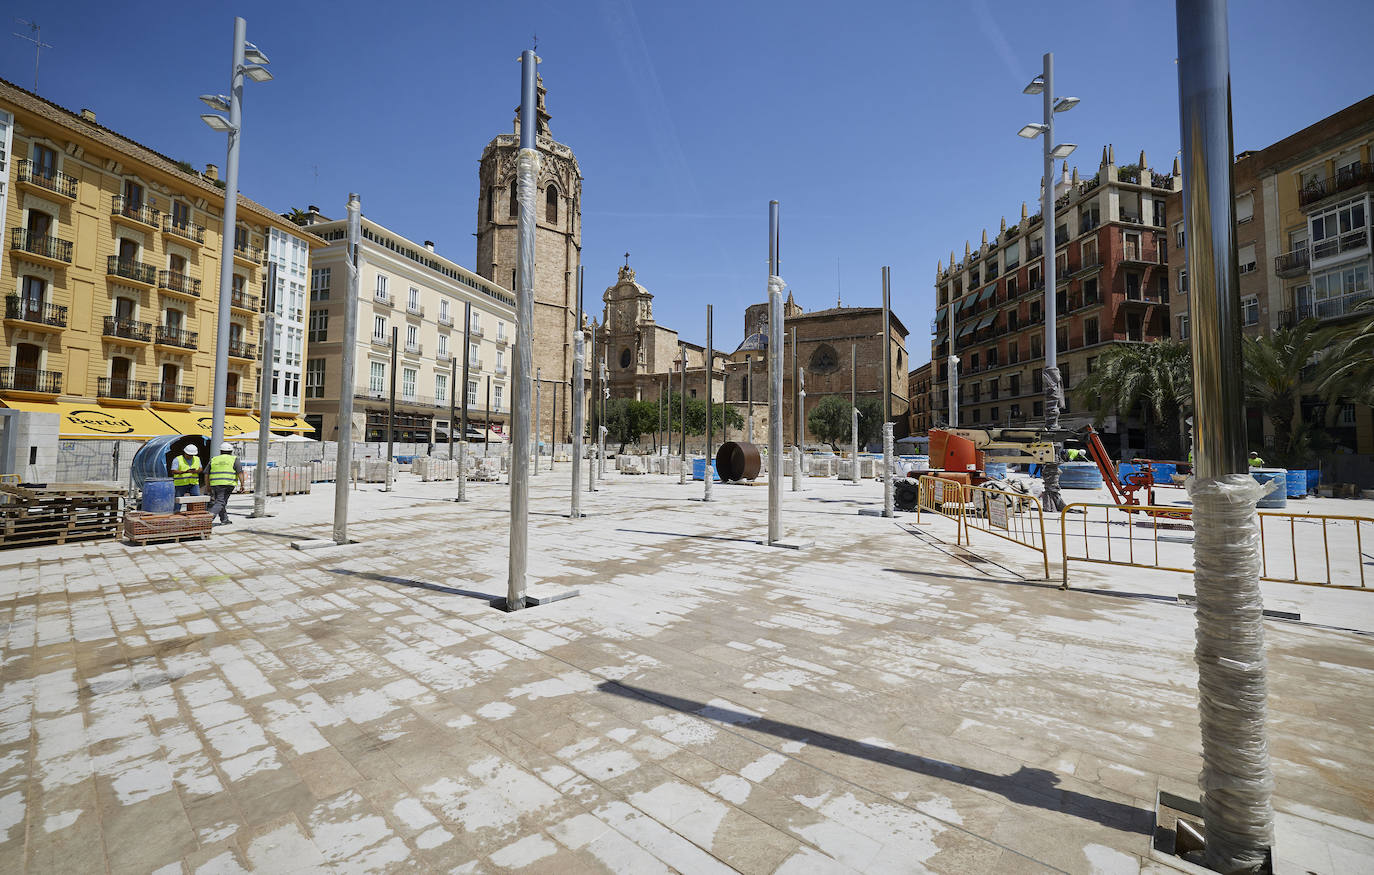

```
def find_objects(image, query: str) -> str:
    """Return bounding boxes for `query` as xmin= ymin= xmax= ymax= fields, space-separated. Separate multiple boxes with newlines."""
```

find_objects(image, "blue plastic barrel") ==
xmin=1060 ymin=461 xmax=1104 ymax=489
xmin=983 ymin=462 xmax=1008 ymax=480
xmin=1150 ymin=462 xmax=1177 ymax=482
xmin=130 ymin=434 xmax=206 ymax=488
xmin=1285 ymin=469 xmax=1307 ymax=498
xmin=141 ymin=478 xmax=176 ymax=513
xmin=691 ymin=458 xmax=719 ymax=481
xmin=1252 ymin=469 xmax=1288 ymax=508
xmin=1306 ymin=470 xmax=1321 ymax=494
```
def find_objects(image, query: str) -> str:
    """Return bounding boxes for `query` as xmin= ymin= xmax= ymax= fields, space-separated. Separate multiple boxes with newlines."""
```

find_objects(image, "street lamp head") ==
xmin=1050 ymin=143 xmax=1078 ymax=160
xmin=1053 ymin=96 xmax=1080 ymax=113
xmin=199 ymin=93 xmax=230 ymax=112
xmin=243 ymin=64 xmax=274 ymax=83
xmin=243 ymin=42 xmax=270 ymax=66
xmin=1018 ymin=123 xmax=1047 ymax=139
xmin=200 ymin=113 xmax=235 ymax=133
xmin=1023 ymin=76 xmax=1045 ymax=95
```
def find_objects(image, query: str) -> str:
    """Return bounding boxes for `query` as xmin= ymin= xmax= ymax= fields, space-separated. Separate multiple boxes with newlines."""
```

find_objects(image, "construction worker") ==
xmin=205 ymin=442 xmax=245 ymax=526
xmin=170 ymin=444 xmax=202 ymax=508
xmin=1065 ymin=446 xmax=1088 ymax=462
xmin=1248 ymin=451 xmax=1264 ymax=467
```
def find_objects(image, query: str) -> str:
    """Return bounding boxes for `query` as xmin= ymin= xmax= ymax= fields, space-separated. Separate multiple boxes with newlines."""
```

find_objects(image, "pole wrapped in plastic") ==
xmin=333 ymin=193 xmax=362 ymax=544
xmin=767 ymin=275 xmax=784 ymax=543
xmin=882 ymin=422 xmax=894 ymax=517
xmin=506 ymin=127 xmax=539 ymax=609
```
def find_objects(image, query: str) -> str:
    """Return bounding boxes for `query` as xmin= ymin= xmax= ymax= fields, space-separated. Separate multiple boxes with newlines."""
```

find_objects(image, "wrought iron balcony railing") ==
xmin=6 ymin=296 xmax=68 ymax=327
xmin=0 ymin=367 xmax=62 ymax=393
xmin=17 ymin=160 xmax=77 ymax=198
xmin=103 ymin=316 xmax=153 ymax=342
xmin=98 ymin=377 xmax=148 ymax=401
xmin=10 ymin=228 xmax=73 ymax=263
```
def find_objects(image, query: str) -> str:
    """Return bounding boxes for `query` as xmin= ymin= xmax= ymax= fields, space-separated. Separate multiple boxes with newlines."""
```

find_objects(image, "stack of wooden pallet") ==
xmin=0 ymin=482 xmax=125 ymax=549
xmin=123 ymin=510 xmax=213 ymax=546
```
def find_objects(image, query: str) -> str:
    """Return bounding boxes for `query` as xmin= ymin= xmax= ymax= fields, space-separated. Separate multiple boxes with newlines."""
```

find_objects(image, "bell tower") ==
xmin=602 ymin=257 xmax=655 ymax=400
xmin=476 ymin=70 xmax=583 ymax=438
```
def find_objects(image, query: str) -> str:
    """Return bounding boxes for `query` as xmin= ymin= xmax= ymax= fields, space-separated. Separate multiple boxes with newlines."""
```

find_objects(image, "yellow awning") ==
xmin=261 ymin=413 xmax=313 ymax=433
xmin=150 ymin=410 xmax=261 ymax=440
xmin=1 ymin=400 xmax=175 ymax=439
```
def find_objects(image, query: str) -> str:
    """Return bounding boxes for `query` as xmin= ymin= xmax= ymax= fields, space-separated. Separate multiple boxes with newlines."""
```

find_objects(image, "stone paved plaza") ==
xmin=1 ymin=467 xmax=1372 ymax=873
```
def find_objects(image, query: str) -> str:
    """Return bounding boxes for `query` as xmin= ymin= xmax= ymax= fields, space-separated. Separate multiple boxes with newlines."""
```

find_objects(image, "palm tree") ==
xmin=1313 ymin=301 xmax=1374 ymax=407
xmin=1242 ymin=320 xmax=1329 ymax=464
xmin=1073 ymin=339 xmax=1192 ymax=458
xmin=284 ymin=206 xmax=311 ymax=226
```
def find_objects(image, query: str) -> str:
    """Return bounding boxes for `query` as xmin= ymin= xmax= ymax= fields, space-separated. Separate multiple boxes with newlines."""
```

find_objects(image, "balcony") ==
xmin=102 ymin=316 xmax=153 ymax=343
xmin=1299 ymin=162 xmax=1374 ymax=209
xmin=225 ymin=390 xmax=254 ymax=410
xmin=373 ymin=292 xmax=394 ymax=307
xmin=1273 ymin=248 xmax=1310 ymax=278
xmin=228 ymin=340 xmax=257 ymax=360
xmin=1312 ymin=228 xmax=1369 ymax=262
xmin=0 ymin=367 xmax=62 ymax=397
xmin=16 ymin=160 xmax=78 ymax=199
xmin=494 ymin=332 xmax=508 ymax=346
xmin=155 ymin=325 xmax=198 ymax=351
xmin=371 ymin=334 xmax=391 ymax=349
xmin=162 ymin=215 xmax=206 ymax=246
xmin=152 ymin=383 xmax=195 ymax=407
xmin=469 ymin=357 xmax=483 ymax=370
xmin=1118 ymin=167 xmax=1142 ymax=184
xmin=5 ymin=296 xmax=68 ymax=330
xmin=469 ymin=322 xmax=484 ymax=338
xmin=406 ymin=302 xmax=425 ymax=317
xmin=1151 ymin=172 xmax=1174 ymax=190
xmin=98 ymin=377 xmax=149 ymax=403
xmin=229 ymin=289 xmax=260 ymax=314
xmin=107 ymin=255 xmax=158 ymax=288
xmin=404 ymin=341 xmax=423 ymax=356
xmin=10 ymin=228 xmax=73 ymax=266
xmin=233 ymin=241 xmax=265 ymax=266
xmin=111 ymin=195 xmax=161 ymax=229
xmin=494 ymin=364 xmax=508 ymax=377
xmin=158 ymin=270 xmax=202 ymax=299
xmin=437 ymin=312 xmax=454 ymax=327
xmin=437 ymin=349 xmax=451 ymax=362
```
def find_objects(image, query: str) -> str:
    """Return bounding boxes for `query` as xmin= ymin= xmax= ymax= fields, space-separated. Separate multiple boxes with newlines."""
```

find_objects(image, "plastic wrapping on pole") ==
xmin=883 ymin=422 xmax=894 ymax=517
xmin=767 ymin=277 xmax=784 ymax=543
xmin=507 ymin=144 xmax=538 ymax=611
xmin=571 ymin=328 xmax=584 ymax=517
xmin=253 ymin=310 xmax=274 ymax=517
xmin=211 ymin=18 xmax=246 ymax=452
xmin=851 ymin=408 xmax=859 ymax=484
xmin=333 ymin=194 xmax=362 ymax=544
xmin=1188 ymin=474 xmax=1274 ymax=868
xmin=457 ymin=441 xmax=467 ymax=501
xmin=1041 ymin=367 xmax=1065 ymax=512
xmin=704 ymin=304 xmax=713 ymax=502
xmin=533 ymin=374 xmax=540 ymax=478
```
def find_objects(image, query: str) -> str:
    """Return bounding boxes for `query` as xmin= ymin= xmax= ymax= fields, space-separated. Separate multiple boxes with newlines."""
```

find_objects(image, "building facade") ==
xmin=1165 ymin=95 xmax=1374 ymax=453
xmin=931 ymin=147 xmax=1180 ymax=456
xmin=908 ymin=362 xmax=932 ymax=437
xmin=300 ymin=210 xmax=515 ymax=446
xmin=0 ymin=77 xmax=314 ymax=443
xmin=476 ymin=75 xmax=582 ymax=442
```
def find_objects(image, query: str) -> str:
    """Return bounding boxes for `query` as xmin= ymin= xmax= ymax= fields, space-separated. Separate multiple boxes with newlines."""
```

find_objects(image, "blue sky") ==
xmin=9 ymin=1 xmax=1372 ymax=363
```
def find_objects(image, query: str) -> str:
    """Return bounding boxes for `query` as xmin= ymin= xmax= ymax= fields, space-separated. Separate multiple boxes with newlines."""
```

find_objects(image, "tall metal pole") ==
xmin=458 ymin=299 xmax=471 ymax=500
xmin=851 ymin=342 xmax=859 ymax=484
xmin=571 ymin=266 xmax=584 ymax=517
xmin=534 ymin=368 xmax=541 ymax=477
xmin=1178 ymin=3 xmax=1273 ymax=869
xmin=211 ymin=17 xmax=248 ymax=452
xmin=385 ymin=326 xmax=397 ymax=491
xmin=704 ymin=304 xmax=714 ymax=500
xmin=588 ymin=319 xmax=597 ymax=491
xmin=882 ymin=266 xmax=893 ymax=516
xmin=598 ymin=357 xmax=608 ymax=480
xmin=790 ymin=326 xmax=800 ymax=492
xmin=551 ymin=379 xmax=558 ymax=471
xmin=678 ymin=342 xmax=687 ymax=484
xmin=746 ymin=355 xmax=754 ymax=443
xmin=657 ymin=385 xmax=663 ymax=453
xmin=507 ymin=48 xmax=539 ymax=612
xmin=448 ymin=339 xmax=456 ymax=459
xmin=767 ymin=201 xmax=784 ymax=544
xmin=948 ymin=260 xmax=959 ymax=427
xmin=332 ymin=193 xmax=361 ymax=544
xmin=252 ymin=262 xmax=277 ymax=517
xmin=485 ymin=380 xmax=491 ymax=457
xmin=1040 ymin=52 xmax=1065 ymax=513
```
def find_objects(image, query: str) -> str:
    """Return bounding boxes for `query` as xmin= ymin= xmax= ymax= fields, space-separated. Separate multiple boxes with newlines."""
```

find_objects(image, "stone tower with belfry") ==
xmin=476 ymin=69 xmax=582 ymax=440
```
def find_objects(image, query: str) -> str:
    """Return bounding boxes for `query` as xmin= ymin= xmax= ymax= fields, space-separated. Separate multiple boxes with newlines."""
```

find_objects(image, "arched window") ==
xmin=485 ymin=187 xmax=495 ymax=222
xmin=508 ymin=179 xmax=519 ymax=217
xmin=545 ymin=185 xmax=558 ymax=224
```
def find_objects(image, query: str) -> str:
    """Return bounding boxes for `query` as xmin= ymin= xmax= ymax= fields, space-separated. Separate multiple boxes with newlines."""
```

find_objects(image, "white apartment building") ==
xmin=267 ymin=227 xmax=309 ymax=414
xmin=299 ymin=208 xmax=515 ymax=444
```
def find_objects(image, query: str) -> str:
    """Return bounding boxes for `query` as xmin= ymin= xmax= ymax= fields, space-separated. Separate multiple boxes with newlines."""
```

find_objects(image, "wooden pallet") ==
xmin=0 ymin=483 xmax=124 ymax=549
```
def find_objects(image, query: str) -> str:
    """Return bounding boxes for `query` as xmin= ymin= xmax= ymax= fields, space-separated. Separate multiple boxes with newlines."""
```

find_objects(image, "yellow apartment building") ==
xmin=0 ymin=77 xmax=317 ymax=445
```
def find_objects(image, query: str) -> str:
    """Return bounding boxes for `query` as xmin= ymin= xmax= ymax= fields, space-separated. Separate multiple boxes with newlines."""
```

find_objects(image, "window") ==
xmin=1084 ymin=277 xmax=1100 ymax=304
xmin=546 ymin=185 xmax=558 ymax=224
xmin=370 ymin=361 xmax=385 ymax=394
xmin=1175 ymin=223 xmax=1185 ymax=248
xmin=1339 ymin=404 xmax=1357 ymax=427
xmin=485 ymin=187 xmax=495 ymax=222
xmin=437 ymin=334 xmax=448 ymax=357
xmin=971 ymin=408 xmax=981 ymax=424
xmin=1152 ymin=199 xmax=1166 ymax=228
xmin=402 ymin=367 xmax=416 ymax=400
xmin=1033 ymin=400 xmax=1043 ymax=417
xmin=311 ymin=268 xmax=330 ymax=301
xmin=1311 ymin=263 xmax=1370 ymax=320
xmin=1235 ymin=192 xmax=1254 ymax=223
xmin=494 ymin=384 xmax=504 ymax=410
xmin=990 ymin=407 xmax=999 ymax=422
xmin=30 ymin=142 xmax=58 ymax=176
xmin=1081 ymin=203 xmax=1101 ymax=234
xmin=408 ymin=286 xmax=420 ymax=311
xmin=1081 ymin=239 xmax=1097 ymax=268
xmin=497 ymin=320 xmax=506 ymax=341
xmin=1010 ymin=403 xmax=1021 ymax=419
xmin=1157 ymin=273 xmax=1169 ymax=298
xmin=305 ymin=359 xmax=325 ymax=398
xmin=1006 ymin=276 xmax=1018 ymax=297
xmin=1178 ymin=314 xmax=1190 ymax=340
xmin=123 ymin=179 xmax=144 ymax=208
xmin=1178 ymin=269 xmax=1189 ymax=295
xmin=1030 ymin=335 xmax=1042 ymax=358
xmin=375 ymin=274 xmax=389 ymax=301
xmin=508 ymin=179 xmax=519 ymax=217
xmin=406 ymin=324 xmax=418 ymax=350
xmin=1126 ymin=273 xmax=1142 ymax=299
xmin=1029 ymin=265 xmax=1042 ymax=289
xmin=1310 ymin=199 xmax=1367 ymax=260
xmin=470 ymin=342 xmax=480 ymax=365
xmin=171 ymin=201 xmax=190 ymax=228
xmin=1086 ymin=357 xmax=1096 ymax=375
xmin=1238 ymin=244 xmax=1257 ymax=274
xmin=1004 ymin=241 xmax=1019 ymax=269
xmin=1009 ymin=374 xmax=1021 ymax=396
xmin=1084 ymin=317 xmax=1099 ymax=346
xmin=308 ymin=309 xmax=328 ymax=342
xmin=435 ymin=373 xmax=448 ymax=404
xmin=467 ymin=379 xmax=478 ymax=406
xmin=439 ymin=299 xmax=449 ymax=323
xmin=373 ymin=315 xmax=387 ymax=343
xmin=1123 ymin=231 xmax=1141 ymax=261
xmin=496 ymin=350 xmax=504 ymax=370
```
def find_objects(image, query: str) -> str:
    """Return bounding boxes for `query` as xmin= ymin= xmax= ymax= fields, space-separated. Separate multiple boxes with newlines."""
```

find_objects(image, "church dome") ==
xmin=735 ymin=332 xmax=769 ymax=353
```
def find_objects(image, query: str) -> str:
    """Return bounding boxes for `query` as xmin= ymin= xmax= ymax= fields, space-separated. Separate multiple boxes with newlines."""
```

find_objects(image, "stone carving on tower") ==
xmin=476 ymin=68 xmax=583 ymax=437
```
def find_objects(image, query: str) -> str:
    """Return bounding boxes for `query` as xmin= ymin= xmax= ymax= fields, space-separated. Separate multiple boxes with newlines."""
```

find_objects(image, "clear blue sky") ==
xmin=9 ymin=1 xmax=1372 ymax=364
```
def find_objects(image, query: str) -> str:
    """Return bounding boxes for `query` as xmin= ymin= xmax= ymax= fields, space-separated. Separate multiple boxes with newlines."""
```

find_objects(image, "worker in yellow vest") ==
xmin=205 ymin=442 xmax=245 ymax=526
xmin=170 ymin=444 xmax=202 ymax=509
xmin=1248 ymin=451 xmax=1264 ymax=467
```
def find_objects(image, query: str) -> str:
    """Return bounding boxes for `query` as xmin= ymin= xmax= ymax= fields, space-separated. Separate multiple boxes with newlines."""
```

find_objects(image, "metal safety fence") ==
xmin=916 ymin=476 xmax=966 ymax=544
xmin=1061 ymin=502 xmax=1374 ymax=592
xmin=963 ymin=483 xmax=1050 ymax=579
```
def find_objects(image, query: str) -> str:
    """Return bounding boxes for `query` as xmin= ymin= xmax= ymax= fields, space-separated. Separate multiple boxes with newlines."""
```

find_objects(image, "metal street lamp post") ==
xmin=200 ymin=17 xmax=271 ymax=452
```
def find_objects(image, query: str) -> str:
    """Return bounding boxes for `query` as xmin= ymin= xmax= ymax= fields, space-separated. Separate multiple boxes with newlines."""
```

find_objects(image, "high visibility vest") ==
xmin=171 ymin=456 xmax=201 ymax=486
xmin=1248 ymin=456 xmax=1264 ymax=467
xmin=208 ymin=454 xmax=238 ymax=487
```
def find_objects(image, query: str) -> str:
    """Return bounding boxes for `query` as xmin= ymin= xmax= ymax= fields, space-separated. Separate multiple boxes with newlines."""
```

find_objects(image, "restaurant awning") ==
xmin=150 ymin=410 xmax=261 ymax=440
xmin=260 ymin=413 xmax=313 ymax=433
xmin=0 ymin=400 xmax=174 ymax=439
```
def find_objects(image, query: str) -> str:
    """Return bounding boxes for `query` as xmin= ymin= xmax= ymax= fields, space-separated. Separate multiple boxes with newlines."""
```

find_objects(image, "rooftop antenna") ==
xmin=13 ymin=19 xmax=52 ymax=91
xmin=836 ymin=257 xmax=842 ymax=308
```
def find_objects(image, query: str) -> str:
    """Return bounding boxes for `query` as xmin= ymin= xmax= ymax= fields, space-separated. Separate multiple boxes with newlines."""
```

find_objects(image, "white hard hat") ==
xmin=184 ymin=445 xmax=198 ymax=456
xmin=220 ymin=442 xmax=234 ymax=452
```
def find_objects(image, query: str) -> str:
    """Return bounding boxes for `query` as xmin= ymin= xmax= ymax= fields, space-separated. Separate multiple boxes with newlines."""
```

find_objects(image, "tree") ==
xmin=1242 ymin=320 xmax=1330 ymax=466
xmin=1314 ymin=302 xmax=1374 ymax=408
xmin=1072 ymin=340 xmax=1192 ymax=458
xmin=806 ymin=395 xmax=884 ymax=451
xmin=284 ymin=206 xmax=311 ymax=226
xmin=604 ymin=398 xmax=657 ymax=452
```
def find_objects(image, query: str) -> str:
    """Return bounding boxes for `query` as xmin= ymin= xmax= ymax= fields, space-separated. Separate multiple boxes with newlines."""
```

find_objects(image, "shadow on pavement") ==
xmin=597 ymin=680 xmax=1153 ymax=835
xmin=885 ymin=567 xmax=1182 ymax=604
xmin=325 ymin=568 xmax=502 ymax=605
xmin=615 ymin=528 xmax=765 ymax=545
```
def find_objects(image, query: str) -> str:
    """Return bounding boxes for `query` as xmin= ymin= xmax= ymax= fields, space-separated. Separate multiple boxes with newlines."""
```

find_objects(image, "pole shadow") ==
xmin=325 ymin=567 xmax=501 ymax=605
xmin=615 ymin=528 xmax=766 ymax=545
xmin=596 ymin=680 xmax=1153 ymax=835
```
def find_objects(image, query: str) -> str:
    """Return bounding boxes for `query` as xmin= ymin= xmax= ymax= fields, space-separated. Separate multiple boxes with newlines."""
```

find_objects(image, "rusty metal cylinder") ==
xmin=715 ymin=441 xmax=762 ymax=482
